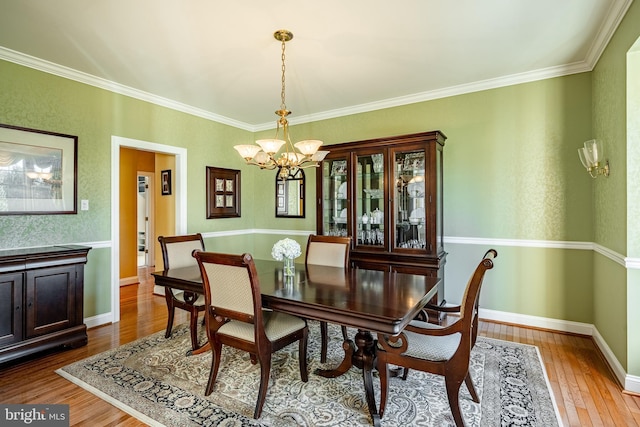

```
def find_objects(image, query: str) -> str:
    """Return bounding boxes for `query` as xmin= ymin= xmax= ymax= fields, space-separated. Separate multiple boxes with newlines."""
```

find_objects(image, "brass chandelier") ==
xmin=234 ymin=30 xmax=328 ymax=180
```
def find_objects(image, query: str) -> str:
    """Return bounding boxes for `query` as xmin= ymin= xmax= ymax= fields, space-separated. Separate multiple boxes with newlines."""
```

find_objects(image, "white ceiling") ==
xmin=0 ymin=0 xmax=632 ymax=131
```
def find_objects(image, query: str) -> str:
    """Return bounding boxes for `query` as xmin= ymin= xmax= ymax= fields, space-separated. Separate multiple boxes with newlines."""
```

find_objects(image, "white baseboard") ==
xmin=591 ymin=326 xmax=628 ymax=390
xmin=625 ymin=374 xmax=640 ymax=394
xmin=478 ymin=308 xmax=640 ymax=393
xmin=478 ymin=308 xmax=595 ymax=336
xmin=120 ymin=276 xmax=139 ymax=286
xmin=84 ymin=312 xmax=112 ymax=329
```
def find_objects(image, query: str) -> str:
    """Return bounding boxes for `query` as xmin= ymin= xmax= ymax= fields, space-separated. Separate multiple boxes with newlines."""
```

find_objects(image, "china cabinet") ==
xmin=0 ymin=245 xmax=90 ymax=364
xmin=316 ymin=131 xmax=447 ymax=310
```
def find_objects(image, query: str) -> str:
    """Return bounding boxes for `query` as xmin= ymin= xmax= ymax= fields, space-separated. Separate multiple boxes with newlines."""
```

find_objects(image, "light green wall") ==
xmin=83 ymin=247 xmax=112 ymax=316
xmin=627 ymin=41 xmax=640 ymax=378
xmin=447 ymin=244 xmax=593 ymax=322
xmin=278 ymin=74 xmax=593 ymax=243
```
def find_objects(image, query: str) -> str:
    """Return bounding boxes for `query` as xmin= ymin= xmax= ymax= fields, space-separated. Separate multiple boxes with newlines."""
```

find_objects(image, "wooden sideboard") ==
xmin=0 ymin=245 xmax=91 ymax=364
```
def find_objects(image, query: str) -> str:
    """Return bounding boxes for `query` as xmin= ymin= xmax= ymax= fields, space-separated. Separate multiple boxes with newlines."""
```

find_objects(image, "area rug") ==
xmin=56 ymin=322 xmax=560 ymax=426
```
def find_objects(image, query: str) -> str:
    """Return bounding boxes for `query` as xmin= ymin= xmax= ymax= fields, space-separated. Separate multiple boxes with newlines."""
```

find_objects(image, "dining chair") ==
xmin=305 ymin=234 xmax=351 ymax=363
xmin=157 ymin=234 xmax=206 ymax=351
xmin=376 ymin=249 xmax=497 ymax=427
xmin=193 ymin=251 xmax=309 ymax=419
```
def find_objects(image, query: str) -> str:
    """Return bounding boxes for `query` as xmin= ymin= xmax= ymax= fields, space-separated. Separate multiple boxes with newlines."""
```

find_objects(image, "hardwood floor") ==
xmin=1 ymin=267 xmax=638 ymax=426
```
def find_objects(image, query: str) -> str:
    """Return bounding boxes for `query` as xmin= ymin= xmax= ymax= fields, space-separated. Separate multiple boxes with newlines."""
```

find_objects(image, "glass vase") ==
xmin=283 ymin=257 xmax=295 ymax=277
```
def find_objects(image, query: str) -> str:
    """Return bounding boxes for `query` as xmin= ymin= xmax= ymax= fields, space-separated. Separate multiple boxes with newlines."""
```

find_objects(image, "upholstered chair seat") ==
xmin=402 ymin=321 xmax=462 ymax=361
xmin=218 ymin=311 xmax=307 ymax=342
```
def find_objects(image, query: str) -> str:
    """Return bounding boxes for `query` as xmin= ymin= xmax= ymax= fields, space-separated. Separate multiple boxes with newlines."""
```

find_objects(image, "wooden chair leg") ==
xmin=445 ymin=377 xmax=465 ymax=427
xmin=465 ymin=372 xmax=479 ymax=403
xmin=402 ymin=367 xmax=410 ymax=380
xmin=205 ymin=340 xmax=223 ymax=396
xmin=164 ymin=292 xmax=175 ymax=338
xmin=320 ymin=321 xmax=329 ymax=363
xmin=188 ymin=309 xmax=199 ymax=350
xmin=254 ymin=353 xmax=272 ymax=419
xmin=340 ymin=325 xmax=348 ymax=340
xmin=377 ymin=358 xmax=389 ymax=418
xmin=299 ymin=329 xmax=309 ymax=382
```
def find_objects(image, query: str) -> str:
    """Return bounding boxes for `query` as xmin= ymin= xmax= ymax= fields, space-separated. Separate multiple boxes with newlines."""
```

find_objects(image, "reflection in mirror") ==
xmin=275 ymin=169 xmax=305 ymax=218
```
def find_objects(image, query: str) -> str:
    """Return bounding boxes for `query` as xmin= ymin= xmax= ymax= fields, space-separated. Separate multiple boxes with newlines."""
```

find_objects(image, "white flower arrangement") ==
xmin=271 ymin=238 xmax=302 ymax=261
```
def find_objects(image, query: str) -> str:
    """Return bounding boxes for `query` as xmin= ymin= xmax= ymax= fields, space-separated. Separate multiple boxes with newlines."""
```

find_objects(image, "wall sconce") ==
xmin=578 ymin=139 xmax=610 ymax=178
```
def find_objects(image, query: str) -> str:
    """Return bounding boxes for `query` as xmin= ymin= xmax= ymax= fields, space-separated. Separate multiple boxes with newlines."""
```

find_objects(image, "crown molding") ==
xmin=0 ymin=46 xmax=254 ymax=132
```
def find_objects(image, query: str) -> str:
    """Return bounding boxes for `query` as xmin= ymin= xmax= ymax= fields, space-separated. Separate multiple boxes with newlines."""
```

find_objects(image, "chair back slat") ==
xmin=305 ymin=235 xmax=351 ymax=268
xmin=158 ymin=234 xmax=205 ymax=270
xmin=202 ymin=261 xmax=254 ymax=316
xmin=459 ymin=249 xmax=497 ymax=331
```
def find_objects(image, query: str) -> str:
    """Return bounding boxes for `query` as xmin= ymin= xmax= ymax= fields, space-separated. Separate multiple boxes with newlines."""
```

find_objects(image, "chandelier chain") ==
xmin=280 ymin=36 xmax=287 ymax=112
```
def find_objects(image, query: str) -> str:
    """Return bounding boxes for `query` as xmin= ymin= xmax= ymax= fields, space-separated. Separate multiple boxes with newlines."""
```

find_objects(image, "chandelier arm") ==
xmin=244 ymin=158 xmax=278 ymax=170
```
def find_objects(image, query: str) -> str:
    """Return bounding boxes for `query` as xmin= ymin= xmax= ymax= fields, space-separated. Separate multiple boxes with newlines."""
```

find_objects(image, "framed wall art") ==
xmin=0 ymin=123 xmax=78 ymax=215
xmin=161 ymin=169 xmax=172 ymax=195
xmin=206 ymin=166 xmax=240 ymax=218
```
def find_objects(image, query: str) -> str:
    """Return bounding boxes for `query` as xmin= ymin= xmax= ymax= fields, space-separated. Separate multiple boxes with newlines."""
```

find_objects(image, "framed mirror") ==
xmin=275 ymin=169 xmax=305 ymax=218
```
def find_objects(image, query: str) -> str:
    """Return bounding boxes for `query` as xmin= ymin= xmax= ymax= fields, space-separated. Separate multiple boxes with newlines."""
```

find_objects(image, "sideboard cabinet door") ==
xmin=0 ymin=272 xmax=24 ymax=347
xmin=25 ymin=265 xmax=77 ymax=338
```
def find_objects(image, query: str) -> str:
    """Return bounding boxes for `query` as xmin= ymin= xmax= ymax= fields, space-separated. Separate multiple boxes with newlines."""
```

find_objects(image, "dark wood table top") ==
xmin=152 ymin=259 xmax=440 ymax=335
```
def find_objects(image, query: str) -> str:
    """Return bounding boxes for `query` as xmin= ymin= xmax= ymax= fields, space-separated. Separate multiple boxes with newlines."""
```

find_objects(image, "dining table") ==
xmin=152 ymin=259 xmax=440 ymax=426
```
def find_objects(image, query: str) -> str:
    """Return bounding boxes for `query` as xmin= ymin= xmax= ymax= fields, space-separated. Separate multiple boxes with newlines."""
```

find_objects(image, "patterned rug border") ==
xmin=56 ymin=323 xmax=562 ymax=426
xmin=56 ymin=368 xmax=163 ymax=426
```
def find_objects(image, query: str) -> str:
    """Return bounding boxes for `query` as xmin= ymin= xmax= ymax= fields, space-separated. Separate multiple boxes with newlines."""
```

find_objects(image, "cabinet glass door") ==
xmin=355 ymin=151 xmax=385 ymax=248
xmin=393 ymin=148 xmax=427 ymax=250
xmin=321 ymin=157 xmax=349 ymax=237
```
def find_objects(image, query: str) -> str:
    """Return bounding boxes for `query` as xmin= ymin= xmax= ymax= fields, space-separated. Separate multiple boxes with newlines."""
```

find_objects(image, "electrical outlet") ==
xmin=81 ymin=199 xmax=89 ymax=211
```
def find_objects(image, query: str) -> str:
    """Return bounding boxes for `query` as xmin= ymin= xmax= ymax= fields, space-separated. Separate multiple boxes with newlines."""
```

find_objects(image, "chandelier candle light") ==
xmin=234 ymin=30 xmax=329 ymax=180
xmin=271 ymin=238 xmax=301 ymax=278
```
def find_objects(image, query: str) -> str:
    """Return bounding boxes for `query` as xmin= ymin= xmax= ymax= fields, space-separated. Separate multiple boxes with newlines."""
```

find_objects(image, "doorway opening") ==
xmin=137 ymin=172 xmax=154 ymax=267
xmin=111 ymin=136 xmax=187 ymax=323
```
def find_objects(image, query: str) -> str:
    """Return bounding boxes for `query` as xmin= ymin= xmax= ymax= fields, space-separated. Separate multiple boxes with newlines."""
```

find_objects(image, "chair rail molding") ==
xmin=445 ymin=236 xmax=627 ymax=267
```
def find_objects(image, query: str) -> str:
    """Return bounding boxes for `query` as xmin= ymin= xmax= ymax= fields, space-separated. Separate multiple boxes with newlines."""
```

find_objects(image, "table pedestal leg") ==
xmin=315 ymin=338 xmax=355 ymax=378
xmin=314 ymin=329 xmax=381 ymax=426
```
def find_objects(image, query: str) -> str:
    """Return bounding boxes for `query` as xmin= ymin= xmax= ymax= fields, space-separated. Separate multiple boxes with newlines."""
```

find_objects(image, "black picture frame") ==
xmin=161 ymin=170 xmax=172 ymax=195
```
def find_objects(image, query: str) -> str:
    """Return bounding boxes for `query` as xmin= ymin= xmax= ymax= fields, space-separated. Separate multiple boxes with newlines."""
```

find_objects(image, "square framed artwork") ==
xmin=206 ymin=166 xmax=240 ymax=218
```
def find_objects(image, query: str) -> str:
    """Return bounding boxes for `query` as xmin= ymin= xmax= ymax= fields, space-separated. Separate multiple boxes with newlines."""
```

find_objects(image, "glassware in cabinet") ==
xmin=320 ymin=157 xmax=349 ymax=237
xmin=355 ymin=152 xmax=385 ymax=247
xmin=393 ymin=148 xmax=427 ymax=250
